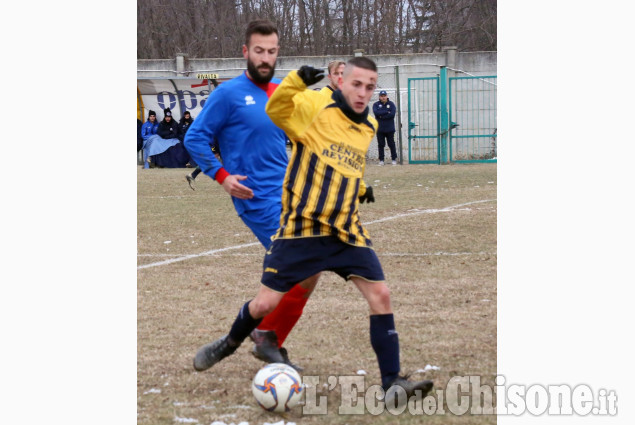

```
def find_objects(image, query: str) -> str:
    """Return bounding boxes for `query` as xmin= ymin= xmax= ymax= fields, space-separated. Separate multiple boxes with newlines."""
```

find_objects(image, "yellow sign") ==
xmin=196 ymin=73 xmax=219 ymax=79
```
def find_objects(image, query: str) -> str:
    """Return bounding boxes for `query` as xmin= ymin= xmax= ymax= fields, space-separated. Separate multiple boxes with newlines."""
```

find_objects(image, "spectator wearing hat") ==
xmin=158 ymin=108 xmax=180 ymax=140
xmin=142 ymin=108 xmax=189 ymax=168
xmin=141 ymin=110 xmax=159 ymax=141
xmin=178 ymin=111 xmax=194 ymax=142
xmin=372 ymin=90 xmax=398 ymax=165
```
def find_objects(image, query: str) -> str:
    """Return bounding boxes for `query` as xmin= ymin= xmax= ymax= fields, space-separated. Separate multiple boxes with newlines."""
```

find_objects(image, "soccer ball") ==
xmin=252 ymin=363 xmax=303 ymax=412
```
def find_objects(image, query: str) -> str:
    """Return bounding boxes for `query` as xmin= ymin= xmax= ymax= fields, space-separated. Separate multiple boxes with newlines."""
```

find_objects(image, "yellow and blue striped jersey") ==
xmin=266 ymin=71 xmax=377 ymax=247
xmin=318 ymin=85 xmax=335 ymax=99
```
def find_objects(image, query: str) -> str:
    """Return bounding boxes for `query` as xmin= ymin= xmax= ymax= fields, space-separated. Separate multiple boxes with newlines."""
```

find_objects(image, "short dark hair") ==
xmin=245 ymin=19 xmax=278 ymax=46
xmin=347 ymin=56 xmax=377 ymax=73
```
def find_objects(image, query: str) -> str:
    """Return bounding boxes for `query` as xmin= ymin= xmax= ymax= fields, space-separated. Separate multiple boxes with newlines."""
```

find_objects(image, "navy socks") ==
xmin=370 ymin=313 xmax=401 ymax=389
xmin=228 ymin=301 xmax=262 ymax=346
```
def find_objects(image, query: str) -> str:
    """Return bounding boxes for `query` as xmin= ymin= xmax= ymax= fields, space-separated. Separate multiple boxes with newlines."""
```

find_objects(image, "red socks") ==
xmin=257 ymin=284 xmax=310 ymax=347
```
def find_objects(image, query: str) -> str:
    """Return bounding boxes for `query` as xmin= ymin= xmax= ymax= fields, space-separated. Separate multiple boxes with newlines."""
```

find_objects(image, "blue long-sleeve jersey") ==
xmin=141 ymin=120 xmax=159 ymax=140
xmin=185 ymin=72 xmax=288 ymax=216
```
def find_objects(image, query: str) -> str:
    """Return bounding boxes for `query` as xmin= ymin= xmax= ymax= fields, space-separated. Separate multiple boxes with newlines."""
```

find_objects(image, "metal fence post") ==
xmin=394 ymin=65 xmax=404 ymax=165
xmin=439 ymin=66 xmax=449 ymax=164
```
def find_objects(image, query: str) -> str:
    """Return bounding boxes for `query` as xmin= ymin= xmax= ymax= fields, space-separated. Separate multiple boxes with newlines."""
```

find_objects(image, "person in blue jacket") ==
xmin=372 ymin=90 xmax=398 ymax=165
xmin=185 ymin=19 xmax=319 ymax=371
xmin=141 ymin=110 xmax=159 ymax=141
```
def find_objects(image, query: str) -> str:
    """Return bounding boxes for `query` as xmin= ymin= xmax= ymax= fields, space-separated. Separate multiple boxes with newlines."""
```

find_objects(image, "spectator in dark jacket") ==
xmin=158 ymin=108 xmax=179 ymax=140
xmin=178 ymin=111 xmax=194 ymax=142
xmin=372 ymin=90 xmax=398 ymax=165
xmin=137 ymin=119 xmax=144 ymax=152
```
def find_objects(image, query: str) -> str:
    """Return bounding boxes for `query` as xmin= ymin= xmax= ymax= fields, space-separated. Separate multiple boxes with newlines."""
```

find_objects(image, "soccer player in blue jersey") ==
xmin=192 ymin=57 xmax=433 ymax=406
xmin=185 ymin=20 xmax=318 ymax=370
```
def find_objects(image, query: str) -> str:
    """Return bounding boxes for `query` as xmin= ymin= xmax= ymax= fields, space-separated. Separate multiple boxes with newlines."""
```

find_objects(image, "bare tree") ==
xmin=137 ymin=0 xmax=496 ymax=59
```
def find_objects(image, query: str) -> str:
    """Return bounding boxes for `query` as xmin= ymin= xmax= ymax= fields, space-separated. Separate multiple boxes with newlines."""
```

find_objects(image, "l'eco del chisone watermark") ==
xmin=300 ymin=375 xmax=618 ymax=416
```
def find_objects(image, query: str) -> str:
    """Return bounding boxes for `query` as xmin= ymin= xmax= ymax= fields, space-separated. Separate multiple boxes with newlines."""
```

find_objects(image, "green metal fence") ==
xmin=407 ymin=76 xmax=441 ymax=164
xmin=449 ymin=76 xmax=497 ymax=162
xmin=408 ymin=68 xmax=497 ymax=164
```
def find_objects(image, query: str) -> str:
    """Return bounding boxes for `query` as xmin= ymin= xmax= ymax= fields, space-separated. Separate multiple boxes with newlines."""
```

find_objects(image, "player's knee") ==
xmin=367 ymin=284 xmax=391 ymax=313
xmin=374 ymin=285 xmax=391 ymax=308
xmin=250 ymin=297 xmax=278 ymax=318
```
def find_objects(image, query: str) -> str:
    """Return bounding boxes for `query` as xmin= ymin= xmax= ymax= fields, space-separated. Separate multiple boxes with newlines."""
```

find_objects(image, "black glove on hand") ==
xmin=359 ymin=186 xmax=375 ymax=204
xmin=297 ymin=65 xmax=325 ymax=86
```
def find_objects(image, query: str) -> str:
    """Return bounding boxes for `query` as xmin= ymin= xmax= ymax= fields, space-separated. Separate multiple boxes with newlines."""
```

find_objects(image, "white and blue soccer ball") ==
xmin=252 ymin=363 xmax=303 ymax=412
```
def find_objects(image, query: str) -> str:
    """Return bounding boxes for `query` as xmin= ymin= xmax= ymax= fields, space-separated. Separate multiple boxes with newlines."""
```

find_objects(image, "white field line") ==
xmin=139 ymin=251 xmax=495 ymax=258
xmin=380 ymin=252 xmax=495 ymax=257
xmin=137 ymin=199 xmax=495 ymax=270
xmin=364 ymin=199 xmax=494 ymax=225
xmin=137 ymin=242 xmax=260 ymax=270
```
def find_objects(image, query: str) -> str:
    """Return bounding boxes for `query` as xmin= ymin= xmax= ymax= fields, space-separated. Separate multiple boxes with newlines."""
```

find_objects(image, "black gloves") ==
xmin=297 ymin=66 xmax=325 ymax=86
xmin=359 ymin=186 xmax=375 ymax=204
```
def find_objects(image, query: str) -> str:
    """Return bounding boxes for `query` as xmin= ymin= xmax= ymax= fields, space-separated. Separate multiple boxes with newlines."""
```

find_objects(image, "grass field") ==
xmin=137 ymin=162 xmax=497 ymax=425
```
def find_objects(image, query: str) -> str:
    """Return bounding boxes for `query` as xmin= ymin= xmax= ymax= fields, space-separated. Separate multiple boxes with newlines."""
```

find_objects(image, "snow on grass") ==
xmin=174 ymin=416 xmax=197 ymax=423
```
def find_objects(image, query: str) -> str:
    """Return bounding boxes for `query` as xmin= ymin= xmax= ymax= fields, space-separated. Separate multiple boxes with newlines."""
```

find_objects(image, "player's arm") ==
xmin=266 ymin=66 xmax=325 ymax=140
xmin=358 ymin=179 xmax=374 ymax=204
xmin=185 ymin=89 xmax=252 ymax=198
xmin=359 ymin=116 xmax=379 ymax=204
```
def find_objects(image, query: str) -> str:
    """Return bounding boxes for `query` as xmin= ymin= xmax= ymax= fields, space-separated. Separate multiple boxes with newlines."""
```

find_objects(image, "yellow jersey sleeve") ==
xmin=266 ymin=71 xmax=328 ymax=141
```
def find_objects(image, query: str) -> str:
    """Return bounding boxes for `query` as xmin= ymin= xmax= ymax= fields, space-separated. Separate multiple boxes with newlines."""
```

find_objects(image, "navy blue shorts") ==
xmin=261 ymin=236 xmax=385 ymax=293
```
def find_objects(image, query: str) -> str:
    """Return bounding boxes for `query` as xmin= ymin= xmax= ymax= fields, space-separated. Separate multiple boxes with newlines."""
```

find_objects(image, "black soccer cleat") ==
xmin=384 ymin=376 xmax=434 ymax=406
xmin=193 ymin=335 xmax=238 ymax=371
xmin=186 ymin=174 xmax=195 ymax=190
xmin=249 ymin=329 xmax=304 ymax=371
xmin=279 ymin=347 xmax=304 ymax=372
xmin=249 ymin=329 xmax=285 ymax=364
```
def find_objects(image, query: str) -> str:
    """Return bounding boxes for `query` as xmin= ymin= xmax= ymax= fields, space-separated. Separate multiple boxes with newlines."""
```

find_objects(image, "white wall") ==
xmin=138 ymin=51 xmax=497 ymax=162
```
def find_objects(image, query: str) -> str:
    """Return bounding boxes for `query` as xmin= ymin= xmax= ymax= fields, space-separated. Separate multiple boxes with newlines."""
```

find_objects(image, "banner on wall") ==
xmin=137 ymin=75 xmax=232 ymax=122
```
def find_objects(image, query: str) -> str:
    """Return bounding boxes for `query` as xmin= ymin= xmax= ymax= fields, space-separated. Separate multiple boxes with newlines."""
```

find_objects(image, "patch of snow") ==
xmin=174 ymin=416 xmax=197 ymax=423
xmin=414 ymin=365 xmax=441 ymax=373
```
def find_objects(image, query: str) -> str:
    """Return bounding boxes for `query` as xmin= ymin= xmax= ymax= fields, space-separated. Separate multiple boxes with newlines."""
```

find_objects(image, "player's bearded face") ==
xmin=244 ymin=33 xmax=279 ymax=84
xmin=247 ymin=56 xmax=276 ymax=84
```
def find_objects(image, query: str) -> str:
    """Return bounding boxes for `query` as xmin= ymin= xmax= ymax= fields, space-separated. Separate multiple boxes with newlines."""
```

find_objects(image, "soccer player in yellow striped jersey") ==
xmin=268 ymin=64 xmax=376 ymax=246
xmin=318 ymin=60 xmax=345 ymax=99
xmin=191 ymin=58 xmax=434 ymax=405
